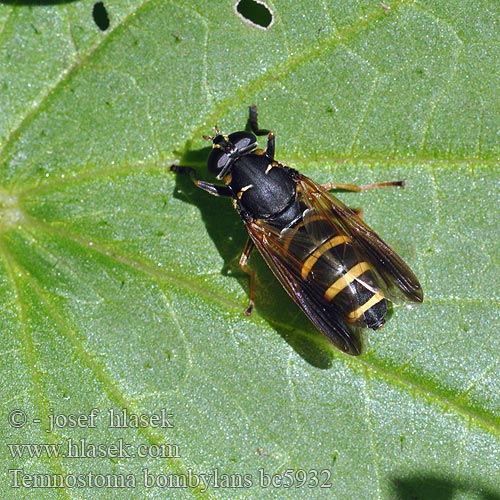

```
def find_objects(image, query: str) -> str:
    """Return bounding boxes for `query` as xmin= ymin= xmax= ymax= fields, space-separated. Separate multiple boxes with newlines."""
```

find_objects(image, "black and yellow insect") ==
xmin=171 ymin=107 xmax=423 ymax=355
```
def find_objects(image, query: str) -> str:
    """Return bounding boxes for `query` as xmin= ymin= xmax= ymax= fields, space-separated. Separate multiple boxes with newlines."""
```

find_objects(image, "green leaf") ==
xmin=1 ymin=1 xmax=498 ymax=499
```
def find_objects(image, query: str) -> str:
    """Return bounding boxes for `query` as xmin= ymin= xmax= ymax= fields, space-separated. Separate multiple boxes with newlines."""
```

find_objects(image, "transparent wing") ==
xmin=247 ymin=217 xmax=364 ymax=355
xmin=298 ymin=176 xmax=423 ymax=303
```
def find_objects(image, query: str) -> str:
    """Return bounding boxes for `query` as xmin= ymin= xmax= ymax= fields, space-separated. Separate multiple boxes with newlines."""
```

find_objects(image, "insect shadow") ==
xmin=390 ymin=472 xmax=500 ymax=500
xmin=171 ymin=143 xmax=336 ymax=369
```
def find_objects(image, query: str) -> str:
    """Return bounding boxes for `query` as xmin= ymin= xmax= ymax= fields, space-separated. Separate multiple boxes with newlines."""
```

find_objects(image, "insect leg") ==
xmin=170 ymin=165 xmax=232 ymax=197
xmin=248 ymin=105 xmax=270 ymax=136
xmin=321 ymin=180 xmax=405 ymax=192
xmin=239 ymin=237 xmax=256 ymax=316
xmin=265 ymin=132 xmax=275 ymax=160
xmin=320 ymin=179 xmax=405 ymax=218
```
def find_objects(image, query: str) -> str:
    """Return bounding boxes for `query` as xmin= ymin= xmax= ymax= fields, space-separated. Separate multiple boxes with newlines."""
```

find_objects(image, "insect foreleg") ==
xmin=170 ymin=165 xmax=232 ymax=197
xmin=265 ymin=133 xmax=275 ymax=160
xmin=248 ymin=105 xmax=270 ymax=136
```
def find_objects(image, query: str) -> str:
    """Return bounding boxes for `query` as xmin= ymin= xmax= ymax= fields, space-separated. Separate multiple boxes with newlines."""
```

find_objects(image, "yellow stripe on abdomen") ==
xmin=323 ymin=261 xmax=372 ymax=301
xmin=301 ymin=235 xmax=351 ymax=279
xmin=347 ymin=290 xmax=385 ymax=323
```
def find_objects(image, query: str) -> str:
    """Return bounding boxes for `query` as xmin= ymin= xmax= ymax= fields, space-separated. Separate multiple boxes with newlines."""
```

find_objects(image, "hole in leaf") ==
xmin=234 ymin=0 xmax=274 ymax=30
xmin=92 ymin=1 xmax=110 ymax=31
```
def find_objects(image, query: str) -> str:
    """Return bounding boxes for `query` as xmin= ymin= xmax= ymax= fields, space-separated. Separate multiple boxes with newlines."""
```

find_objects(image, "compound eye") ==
xmin=207 ymin=148 xmax=231 ymax=178
xmin=228 ymin=132 xmax=257 ymax=153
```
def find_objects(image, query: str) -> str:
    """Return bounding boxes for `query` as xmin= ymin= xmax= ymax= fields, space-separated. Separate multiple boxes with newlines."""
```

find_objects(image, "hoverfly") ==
xmin=171 ymin=106 xmax=423 ymax=355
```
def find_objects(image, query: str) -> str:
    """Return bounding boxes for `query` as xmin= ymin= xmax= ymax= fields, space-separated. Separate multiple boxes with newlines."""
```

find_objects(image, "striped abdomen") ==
xmin=283 ymin=209 xmax=387 ymax=329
